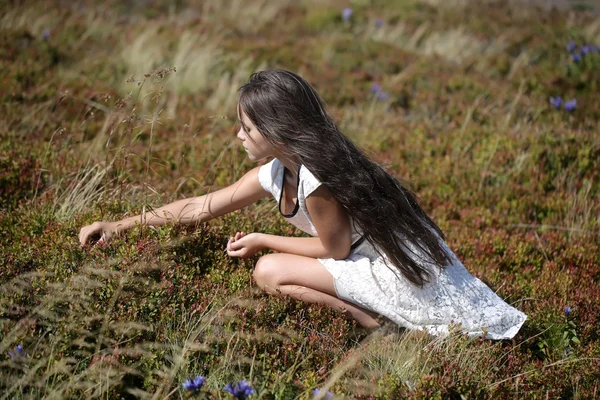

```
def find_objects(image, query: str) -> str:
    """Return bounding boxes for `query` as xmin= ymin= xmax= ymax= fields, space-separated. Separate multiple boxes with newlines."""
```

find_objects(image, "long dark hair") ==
xmin=238 ymin=69 xmax=452 ymax=287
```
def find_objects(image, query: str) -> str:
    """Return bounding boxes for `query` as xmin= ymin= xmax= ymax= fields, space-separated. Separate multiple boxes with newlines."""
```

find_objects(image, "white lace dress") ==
xmin=258 ymin=159 xmax=527 ymax=340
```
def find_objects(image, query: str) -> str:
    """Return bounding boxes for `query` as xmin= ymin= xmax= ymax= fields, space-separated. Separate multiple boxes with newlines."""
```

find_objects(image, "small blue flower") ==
xmin=565 ymin=306 xmax=572 ymax=316
xmin=42 ymin=29 xmax=51 ymax=40
xmin=341 ymin=8 xmax=353 ymax=22
xmin=572 ymin=52 xmax=582 ymax=63
xmin=182 ymin=376 xmax=205 ymax=392
xmin=313 ymin=388 xmax=334 ymax=398
xmin=377 ymin=91 xmax=390 ymax=101
xmin=370 ymin=83 xmax=389 ymax=100
xmin=564 ymin=99 xmax=577 ymax=112
xmin=549 ymin=96 xmax=562 ymax=109
xmin=566 ymin=40 xmax=577 ymax=53
xmin=8 ymin=344 xmax=25 ymax=361
xmin=224 ymin=380 xmax=255 ymax=399
xmin=375 ymin=19 xmax=383 ymax=28
xmin=581 ymin=45 xmax=594 ymax=55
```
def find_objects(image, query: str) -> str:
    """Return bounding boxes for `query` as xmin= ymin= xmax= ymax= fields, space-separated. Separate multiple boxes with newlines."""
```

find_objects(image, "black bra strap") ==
xmin=350 ymin=236 xmax=366 ymax=251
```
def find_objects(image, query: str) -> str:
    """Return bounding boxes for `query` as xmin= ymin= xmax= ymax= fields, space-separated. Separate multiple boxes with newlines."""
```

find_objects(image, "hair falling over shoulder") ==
xmin=238 ymin=69 xmax=453 ymax=287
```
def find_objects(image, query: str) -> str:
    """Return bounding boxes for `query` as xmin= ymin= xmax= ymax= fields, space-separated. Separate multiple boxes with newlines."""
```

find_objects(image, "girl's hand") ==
xmin=226 ymin=232 xmax=264 ymax=259
xmin=79 ymin=221 xmax=117 ymax=246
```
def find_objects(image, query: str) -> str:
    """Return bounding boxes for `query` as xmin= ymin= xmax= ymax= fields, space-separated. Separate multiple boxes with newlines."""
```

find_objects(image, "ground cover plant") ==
xmin=1 ymin=0 xmax=600 ymax=398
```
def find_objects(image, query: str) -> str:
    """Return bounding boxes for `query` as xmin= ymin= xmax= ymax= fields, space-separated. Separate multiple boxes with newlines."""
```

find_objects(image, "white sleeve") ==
xmin=301 ymin=166 xmax=322 ymax=198
xmin=257 ymin=158 xmax=282 ymax=198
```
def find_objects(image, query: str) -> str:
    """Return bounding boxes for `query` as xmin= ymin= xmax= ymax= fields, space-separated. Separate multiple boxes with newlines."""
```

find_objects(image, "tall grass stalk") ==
xmin=52 ymin=161 xmax=114 ymax=221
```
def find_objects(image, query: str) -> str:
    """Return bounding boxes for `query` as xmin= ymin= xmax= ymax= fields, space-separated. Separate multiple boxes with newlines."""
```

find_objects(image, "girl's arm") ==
xmin=227 ymin=185 xmax=353 ymax=260
xmin=79 ymin=167 xmax=269 ymax=246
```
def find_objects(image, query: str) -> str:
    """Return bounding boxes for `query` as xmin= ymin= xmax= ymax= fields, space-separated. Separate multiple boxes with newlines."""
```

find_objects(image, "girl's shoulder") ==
xmin=299 ymin=164 xmax=321 ymax=198
xmin=258 ymin=158 xmax=283 ymax=196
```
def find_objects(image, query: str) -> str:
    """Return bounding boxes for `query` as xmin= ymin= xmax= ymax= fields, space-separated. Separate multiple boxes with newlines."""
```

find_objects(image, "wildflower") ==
xmin=341 ymin=8 xmax=353 ymax=22
xmin=549 ymin=96 xmax=562 ymax=109
xmin=224 ymin=380 xmax=255 ymax=399
xmin=370 ymin=83 xmax=389 ymax=101
xmin=8 ymin=344 xmax=24 ymax=361
xmin=375 ymin=19 xmax=383 ymax=28
xmin=581 ymin=45 xmax=594 ymax=55
xmin=566 ymin=40 xmax=577 ymax=53
xmin=564 ymin=306 xmax=572 ymax=316
xmin=42 ymin=29 xmax=51 ymax=40
xmin=182 ymin=376 xmax=205 ymax=392
xmin=313 ymin=388 xmax=334 ymax=398
xmin=571 ymin=52 xmax=581 ymax=63
xmin=564 ymin=99 xmax=576 ymax=112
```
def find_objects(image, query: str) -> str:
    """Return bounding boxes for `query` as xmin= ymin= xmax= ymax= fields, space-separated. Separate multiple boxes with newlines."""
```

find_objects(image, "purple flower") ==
xmin=313 ymin=388 xmax=334 ymax=398
xmin=182 ymin=376 xmax=205 ymax=392
xmin=42 ymin=29 xmax=51 ymax=40
xmin=377 ymin=91 xmax=390 ymax=101
xmin=564 ymin=99 xmax=577 ymax=112
xmin=549 ymin=96 xmax=562 ymax=109
xmin=224 ymin=380 xmax=255 ymax=399
xmin=370 ymin=83 xmax=389 ymax=100
xmin=341 ymin=8 xmax=353 ymax=22
xmin=564 ymin=307 xmax=572 ymax=316
xmin=581 ymin=45 xmax=594 ymax=55
xmin=572 ymin=52 xmax=582 ymax=63
xmin=8 ymin=344 xmax=24 ymax=361
xmin=566 ymin=40 xmax=577 ymax=53
xmin=375 ymin=19 xmax=383 ymax=28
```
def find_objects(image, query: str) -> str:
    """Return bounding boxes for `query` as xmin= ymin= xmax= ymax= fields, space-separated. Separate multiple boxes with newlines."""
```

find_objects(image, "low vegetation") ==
xmin=1 ymin=0 xmax=599 ymax=398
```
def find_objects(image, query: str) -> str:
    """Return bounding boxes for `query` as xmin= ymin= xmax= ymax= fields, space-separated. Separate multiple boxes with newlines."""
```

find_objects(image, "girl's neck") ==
xmin=277 ymin=155 xmax=300 ymax=178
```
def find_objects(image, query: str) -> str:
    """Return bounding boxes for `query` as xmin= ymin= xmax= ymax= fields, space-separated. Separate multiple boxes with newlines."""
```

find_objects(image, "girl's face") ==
xmin=237 ymin=108 xmax=275 ymax=162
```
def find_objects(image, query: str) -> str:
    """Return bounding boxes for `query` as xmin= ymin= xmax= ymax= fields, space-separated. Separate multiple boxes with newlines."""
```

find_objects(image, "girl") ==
xmin=79 ymin=69 xmax=527 ymax=339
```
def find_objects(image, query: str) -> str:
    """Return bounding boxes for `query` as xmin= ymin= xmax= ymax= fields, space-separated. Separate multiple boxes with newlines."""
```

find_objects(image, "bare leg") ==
xmin=252 ymin=253 xmax=381 ymax=328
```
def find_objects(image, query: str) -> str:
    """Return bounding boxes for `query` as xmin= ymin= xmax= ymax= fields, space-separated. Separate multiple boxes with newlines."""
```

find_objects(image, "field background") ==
xmin=1 ymin=0 xmax=600 ymax=398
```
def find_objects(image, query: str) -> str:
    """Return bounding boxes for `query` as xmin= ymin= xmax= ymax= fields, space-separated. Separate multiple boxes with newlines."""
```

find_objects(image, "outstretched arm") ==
xmin=79 ymin=167 xmax=269 ymax=246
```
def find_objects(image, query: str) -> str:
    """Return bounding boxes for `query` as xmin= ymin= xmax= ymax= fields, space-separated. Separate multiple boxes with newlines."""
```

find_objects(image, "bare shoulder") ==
xmin=305 ymin=185 xmax=350 ymax=230
xmin=305 ymin=184 xmax=352 ymax=257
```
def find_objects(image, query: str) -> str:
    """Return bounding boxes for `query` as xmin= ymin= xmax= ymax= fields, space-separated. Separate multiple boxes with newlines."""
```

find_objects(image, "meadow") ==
xmin=1 ymin=0 xmax=600 ymax=398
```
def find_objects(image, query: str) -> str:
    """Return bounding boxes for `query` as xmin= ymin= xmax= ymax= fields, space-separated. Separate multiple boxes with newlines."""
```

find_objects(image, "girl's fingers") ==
xmin=80 ymin=228 xmax=92 ymax=246
xmin=227 ymin=247 xmax=243 ymax=258
xmin=230 ymin=238 xmax=244 ymax=250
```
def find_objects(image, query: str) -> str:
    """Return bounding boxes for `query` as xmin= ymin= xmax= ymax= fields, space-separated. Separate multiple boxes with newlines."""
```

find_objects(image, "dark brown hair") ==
xmin=238 ymin=69 xmax=452 ymax=287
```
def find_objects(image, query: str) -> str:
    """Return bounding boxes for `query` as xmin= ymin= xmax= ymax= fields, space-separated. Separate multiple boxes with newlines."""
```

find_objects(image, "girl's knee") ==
xmin=253 ymin=254 xmax=280 ymax=290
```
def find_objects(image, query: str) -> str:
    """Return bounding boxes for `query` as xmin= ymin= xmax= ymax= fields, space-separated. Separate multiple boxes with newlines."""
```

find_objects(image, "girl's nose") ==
xmin=237 ymin=128 xmax=245 ymax=141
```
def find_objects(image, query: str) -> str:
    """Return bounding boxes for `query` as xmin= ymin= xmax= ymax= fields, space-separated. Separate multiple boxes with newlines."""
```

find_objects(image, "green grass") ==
xmin=1 ymin=0 xmax=600 ymax=398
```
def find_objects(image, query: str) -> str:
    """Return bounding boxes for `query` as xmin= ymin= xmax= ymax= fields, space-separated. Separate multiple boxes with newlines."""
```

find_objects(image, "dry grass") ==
xmin=371 ymin=22 xmax=508 ymax=65
xmin=2 ymin=0 xmax=600 ymax=397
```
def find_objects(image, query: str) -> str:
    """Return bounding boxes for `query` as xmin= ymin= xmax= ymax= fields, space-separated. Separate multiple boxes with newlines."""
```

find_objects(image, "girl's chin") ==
xmin=247 ymin=153 xmax=268 ymax=162
xmin=246 ymin=153 xmax=259 ymax=162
